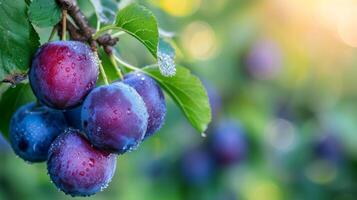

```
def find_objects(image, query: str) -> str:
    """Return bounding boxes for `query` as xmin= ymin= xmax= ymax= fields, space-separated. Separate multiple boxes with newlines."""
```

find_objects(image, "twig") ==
xmin=56 ymin=0 xmax=118 ymax=50
xmin=109 ymin=53 xmax=124 ymax=80
xmin=48 ymin=26 xmax=58 ymax=42
xmin=61 ymin=9 xmax=67 ymax=40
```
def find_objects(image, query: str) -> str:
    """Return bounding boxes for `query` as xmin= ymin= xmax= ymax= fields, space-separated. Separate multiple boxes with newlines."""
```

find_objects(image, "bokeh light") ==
xmin=152 ymin=0 xmax=201 ymax=17
xmin=265 ymin=118 xmax=297 ymax=152
xmin=181 ymin=21 xmax=218 ymax=60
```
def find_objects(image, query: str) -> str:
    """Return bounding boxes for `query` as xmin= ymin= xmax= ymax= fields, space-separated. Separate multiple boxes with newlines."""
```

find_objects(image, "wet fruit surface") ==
xmin=10 ymin=102 xmax=68 ymax=162
xmin=29 ymin=41 xmax=99 ymax=109
xmin=47 ymin=129 xmax=116 ymax=197
xmin=123 ymin=72 xmax=166 ymax=138
xmin=82 ymin=82 xmax=149 ymax=154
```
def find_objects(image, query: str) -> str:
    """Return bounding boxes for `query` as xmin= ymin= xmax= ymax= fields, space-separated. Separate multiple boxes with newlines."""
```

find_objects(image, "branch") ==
xmin=56 ymin=0 xmax=119 ymax=51
xmin=2 ymin=73 xmax=27 ymax=85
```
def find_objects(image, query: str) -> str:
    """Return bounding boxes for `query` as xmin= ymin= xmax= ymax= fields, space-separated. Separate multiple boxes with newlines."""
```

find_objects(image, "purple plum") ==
xmin=81 ymin=82 xmax=148 ymax=154
xmin=47 ymin=129 xmax=117 ymax=197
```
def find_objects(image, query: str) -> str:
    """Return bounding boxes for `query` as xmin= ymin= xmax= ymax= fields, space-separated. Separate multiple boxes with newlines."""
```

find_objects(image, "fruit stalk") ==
xmin=61 ymin=9 xmax=67 ymax=40
xmin=56 ymin=0 xmax=118 ymax=51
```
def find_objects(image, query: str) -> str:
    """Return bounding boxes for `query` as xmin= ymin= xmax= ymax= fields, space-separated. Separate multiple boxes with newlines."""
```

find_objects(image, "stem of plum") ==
xmin=92 ymin=25 xmax=118 ymax=40
xmin=110 ymin=31 xmax=126 ymax=38
xmin=109 ymin=54 xmax=124 ymax=80
xmin=112 ymin=54 xmax=141 ymax=72
xmin=61 ymin=9 xmax=67 ymax=40
xmin=112 ymin=54 xmax=162 ymax=86
xmin=48 ymin=26 xmax=57 ymax=42
xmin=94 ymin=51 xmax=109 ymax=85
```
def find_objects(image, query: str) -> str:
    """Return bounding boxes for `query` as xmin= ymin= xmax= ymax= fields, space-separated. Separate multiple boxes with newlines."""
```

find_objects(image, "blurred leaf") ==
xmin=114 ymin=3 xmax=159 ymax=58
xmin=143 ymin=66 xmax=211 ymax=133
xmin=0 ymin=83 xmax=35 ymax=138
xmin=0 ymin=0 xmax=40 ymax=83
xmin=157 ymin=38 xmax=176 ymax=77
xmin=28 ymin=0 xmax=61 ymax=27
xmin=89 ymin=0 xmax=117 ymax=26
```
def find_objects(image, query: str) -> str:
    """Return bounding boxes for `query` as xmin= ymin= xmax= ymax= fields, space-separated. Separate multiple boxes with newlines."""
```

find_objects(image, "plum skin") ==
xmin=29 ymin=41 xmax=99 ymax=110
xmin=47 ymin=129 xmax=117 ymax=197
xmin=81 ymin=82 xmax=149 ymax=154
xmin=64 ymin=105 xmax=82 ymax=130
xmin=123 ymin=72 xmax=166 ymax=138
xmin=208 ymin=120 xmax=248 ymax=166
xmin=9 ymin=102 xmax=68 ymax=162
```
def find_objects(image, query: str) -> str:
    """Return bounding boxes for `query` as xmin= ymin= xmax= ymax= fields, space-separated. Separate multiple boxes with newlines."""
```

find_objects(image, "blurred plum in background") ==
xmin=208 ymin=120 xmax=248 ymax=167
xmin=245 ymin=38 xmax=283 ymax=80
xmin=312 ymin=131 xmax=345 ymax=168
xmin=179 ymin=147 xmax=215 ymax=186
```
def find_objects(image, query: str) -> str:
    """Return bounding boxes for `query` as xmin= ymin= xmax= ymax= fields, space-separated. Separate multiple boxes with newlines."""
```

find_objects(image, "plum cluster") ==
xmin=9 ymin=41 xmax=166 ymax=196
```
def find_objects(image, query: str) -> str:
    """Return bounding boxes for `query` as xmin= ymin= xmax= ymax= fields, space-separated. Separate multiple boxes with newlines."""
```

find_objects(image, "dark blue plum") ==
xmin=314 ymin=134 xmax=344 ymax=164
xmin=9 ymin=102 xmax=68 ymax=162
xmin=208 ymin=120 xmax=248 ymax=166
xmin=143 ymin=158 xmax=171 ymax=181
xmin=82 ymin=83 xmax=148 ymax=154
xmin=47 ymin=129 xmax=117 ymax=197
xmin=29 ymin=41 xmax=99 ymax=110
xmin=123 ymin=72 xmax=166 ymax=138
xmin=64 ymin=105 xmax=82 ymax=130
xmin=180 ymin=148 xmax=215 ymax=186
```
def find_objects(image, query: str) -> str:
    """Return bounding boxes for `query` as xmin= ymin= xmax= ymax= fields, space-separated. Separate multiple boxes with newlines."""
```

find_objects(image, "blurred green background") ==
xmin=2 ymin=0 xmax=357 ymax=199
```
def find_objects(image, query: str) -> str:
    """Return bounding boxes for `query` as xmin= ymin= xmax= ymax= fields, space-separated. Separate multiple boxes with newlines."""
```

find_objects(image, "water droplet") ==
xmin=97 ymin=127 xmax=102 ymax=132
xmin=89 ymin=158 xmax=95 ymax=167
xmin=65 ymin=67 xmax=70 ymax=72
xmin=158 ymin=51 xmax=176 ymax=77
xmin=86 ymin=81 xmax=94 ymax=90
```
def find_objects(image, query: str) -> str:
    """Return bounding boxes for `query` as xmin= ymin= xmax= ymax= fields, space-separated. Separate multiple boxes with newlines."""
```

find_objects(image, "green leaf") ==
xmin=28 ymin=0 xmax=61 ymax=27
xmin=0 ymin=0 xmax=40 ymax=82
xmin=115 ymin=3 xmax=159 ymax=58
xmin=143 ymin=66 xmax=211 ymax=133
xmin=0 ymin=83 xmax=35 ymax=138
xmin=157 ymin=38 xmax=176 ymax=77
